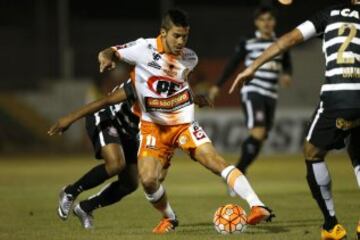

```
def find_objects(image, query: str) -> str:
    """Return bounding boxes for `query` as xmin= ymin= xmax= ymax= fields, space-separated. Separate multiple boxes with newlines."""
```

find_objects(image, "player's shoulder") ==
xmin=315 ymin=4 xmax=350 ymax=17
xmin=182 ymin=47 xmax=198 ymax=64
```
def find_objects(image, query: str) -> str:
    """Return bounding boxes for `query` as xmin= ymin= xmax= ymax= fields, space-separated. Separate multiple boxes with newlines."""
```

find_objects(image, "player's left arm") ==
xmin=48 ymin=83 xmax=135 ymax=136
xmin=279 ymin=51 xmax=293 ymax=88
xmin=229 ymin=29 xmax=303 ymax=93
xmin=186 ymin=52 xmax=213 ymax=108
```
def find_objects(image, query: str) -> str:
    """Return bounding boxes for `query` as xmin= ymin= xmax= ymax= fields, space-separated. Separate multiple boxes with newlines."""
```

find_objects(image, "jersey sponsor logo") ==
xmin=331 ymin=9 xmax=360 ymax=19
xmin=147 ymin=75 xmax=183 ymax=97
xmin=144 ymin=89 xmax=192 ymax=113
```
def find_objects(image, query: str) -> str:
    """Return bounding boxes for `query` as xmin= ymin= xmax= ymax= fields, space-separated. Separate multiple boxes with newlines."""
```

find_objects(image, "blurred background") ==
xmin=0 ymin=0 xmax=344 ymax=154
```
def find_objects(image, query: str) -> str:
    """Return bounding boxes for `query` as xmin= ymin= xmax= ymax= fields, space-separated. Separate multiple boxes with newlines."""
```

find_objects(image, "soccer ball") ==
xmin=213 ymin=204 xmax=247 ymax=234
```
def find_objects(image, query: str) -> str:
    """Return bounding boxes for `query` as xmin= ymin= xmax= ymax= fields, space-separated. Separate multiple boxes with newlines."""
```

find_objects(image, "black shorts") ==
xmin=241 ymin=92 xmax=277 ymax=131
xmin=305 ymin=103 xmax=360 ymax=150
xmin=85 ymin=108 xmax=138 ymax=164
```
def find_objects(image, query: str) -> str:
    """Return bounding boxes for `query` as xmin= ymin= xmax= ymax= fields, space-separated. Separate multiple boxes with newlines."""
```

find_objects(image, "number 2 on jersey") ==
xmin=337 ymin=23 xmax=357 ymax=64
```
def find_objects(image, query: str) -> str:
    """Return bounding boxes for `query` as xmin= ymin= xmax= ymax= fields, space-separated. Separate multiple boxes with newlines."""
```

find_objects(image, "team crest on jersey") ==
xmin=163 ymin=63 xmax=180 ymax=78
xmin=191 ymin=122 xmax=206 ymax=140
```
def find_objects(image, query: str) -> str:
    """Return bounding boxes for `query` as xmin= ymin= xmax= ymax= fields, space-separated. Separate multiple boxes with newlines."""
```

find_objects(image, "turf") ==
xmin=0 ymin=153 xmax=359 ymax=240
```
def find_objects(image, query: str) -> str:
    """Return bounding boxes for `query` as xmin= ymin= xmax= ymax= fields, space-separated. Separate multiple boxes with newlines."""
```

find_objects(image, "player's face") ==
xmin=255 ymin=13 xmax=276 ymax=36
xmin=162 ymin=25 xmax=190 ymax=55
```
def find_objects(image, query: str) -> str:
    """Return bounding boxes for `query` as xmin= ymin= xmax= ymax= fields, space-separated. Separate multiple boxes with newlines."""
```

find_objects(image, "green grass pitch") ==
xmin=0 ymin=153 xmax=359 ymax=240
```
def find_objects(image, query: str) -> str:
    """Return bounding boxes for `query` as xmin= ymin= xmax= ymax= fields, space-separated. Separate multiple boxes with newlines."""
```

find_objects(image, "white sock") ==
xmin=354 ymin=165 xmax=360 ymax=188
xmin=164 ymin=202 xmax=176 ymax=220
xmin=144 ymin=185 xmax=165 ymax=202
xmin=144 ymin=185 xmax=176 ymax=220
xmin=313 ymin=161 xmax=335 ymax=216
xmin=221 ymin=166 xmax=264 ymax=207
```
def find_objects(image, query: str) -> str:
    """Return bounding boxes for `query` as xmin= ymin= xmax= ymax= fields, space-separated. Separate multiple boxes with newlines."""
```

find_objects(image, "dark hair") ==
xmin=254 ymin=6 xmax=276 ymax=20
xmin=161 ymin=9 xmax=189 ymax=30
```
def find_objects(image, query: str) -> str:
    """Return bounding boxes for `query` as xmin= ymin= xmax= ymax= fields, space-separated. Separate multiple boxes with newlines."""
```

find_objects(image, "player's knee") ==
xmin=125 ymin=177 xmax=139 ymax=193
xmin=139 ymin=171 xmax=158 ymax=192
xmin=105 ymin=158 xmax=125 ymax=176
xmin=250 ymin=128 xmax=267 ymax=141
xmin=303 ymin=141 xmax=325 ymax=160
xmin=198 ymin=150 xmax=228 ymax=175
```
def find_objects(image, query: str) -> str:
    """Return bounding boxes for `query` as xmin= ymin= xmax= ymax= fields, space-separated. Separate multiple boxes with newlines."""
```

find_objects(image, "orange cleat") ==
xmin=152 ymin=218 xmax=179 ymax=234
xmin=247 ymin=206 xmax=274 ymax=225
xmin=356 ymin=221 xmax=360 ymax=240
xmin=321 ymin=224 xmax=347 ymax=240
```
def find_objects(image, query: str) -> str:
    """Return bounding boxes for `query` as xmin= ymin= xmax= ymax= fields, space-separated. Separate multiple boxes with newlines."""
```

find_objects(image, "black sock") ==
xmin=306 ymin=160 xmax=338 ymax=230
xmin=65 ymin=164 xmax=110 ymax=198
xmin=236 ymin=136 xmax=262 ymax=173
xmin=80 ymin=180 xmax=137 ymax=213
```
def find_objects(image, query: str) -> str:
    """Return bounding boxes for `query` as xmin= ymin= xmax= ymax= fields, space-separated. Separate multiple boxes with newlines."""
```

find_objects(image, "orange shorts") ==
xmin=138 ymin=120 xmax=211 ymax=168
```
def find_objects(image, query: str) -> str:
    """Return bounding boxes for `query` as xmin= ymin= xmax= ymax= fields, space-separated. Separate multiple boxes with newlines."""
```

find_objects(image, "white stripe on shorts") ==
xmin=94 ymin=112 xmax=106 ymax=147
xmin=306 ymin=102 xmax=324 ymax=142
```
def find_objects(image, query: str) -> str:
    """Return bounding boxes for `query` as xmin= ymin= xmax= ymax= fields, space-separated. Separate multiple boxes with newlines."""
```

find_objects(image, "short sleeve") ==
xmin=112 ymin=38 xmax=146 ymax=65
xmin=183 ymin=49 xmax=198 ymax=71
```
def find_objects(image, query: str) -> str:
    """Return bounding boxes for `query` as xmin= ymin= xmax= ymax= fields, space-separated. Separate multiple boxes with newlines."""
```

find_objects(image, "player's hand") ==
xmin=98 ymin=50 xmax=116 ymax=72
xmin=47 ymin=117 xmax=72 ymax=136
xmin=229 ymin=67 xmax=254 ymax=94
xmin=279 ymin=74 xmax=292 ymax=88
xmin=194 ymin=94 xmax=214 ymax=108
xmin=208 ymin=85 xmax=220 ymax=102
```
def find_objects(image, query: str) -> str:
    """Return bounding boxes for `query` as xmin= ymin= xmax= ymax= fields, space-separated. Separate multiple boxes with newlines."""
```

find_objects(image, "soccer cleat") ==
xmin=247 ymin=206 xmax=275 ymax=225
xmin=356 ymin=221 xmax=360 ymax=240
xmin=73 ymin=204 xmax=94 ymax=229
xmin=57 ymin=186 xmax=75 ymax=220
xmin=320 ymin=224 xmax=347 ymax=240
xmin=152 ymin=218 xmax=179 ymax=234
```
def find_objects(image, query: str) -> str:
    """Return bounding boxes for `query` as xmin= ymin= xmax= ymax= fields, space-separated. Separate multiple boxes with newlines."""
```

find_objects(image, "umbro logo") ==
xmin=147 ymin=61 xmax=161 ymax=70
xmin=153 ymin=53 xmax=161 ymax=61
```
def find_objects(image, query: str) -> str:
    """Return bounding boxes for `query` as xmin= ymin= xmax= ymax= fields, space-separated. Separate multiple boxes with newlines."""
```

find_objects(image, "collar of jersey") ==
xmin=156 ymin=35 xmax=165 ymax=54
xmin=255 ymin=30 xmax=276 ymax=39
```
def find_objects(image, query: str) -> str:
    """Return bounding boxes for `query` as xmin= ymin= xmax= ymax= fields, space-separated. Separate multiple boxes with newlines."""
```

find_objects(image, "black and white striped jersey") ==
xmin=94 ymin=80 xmax=139 ymax=138
xmin=216 ymin=31 xmax=292 ymax=99
xmin=297 ymin=3 xmax=360 ymax=109
xmin=108 ymin=80 xmax=139 ymax=138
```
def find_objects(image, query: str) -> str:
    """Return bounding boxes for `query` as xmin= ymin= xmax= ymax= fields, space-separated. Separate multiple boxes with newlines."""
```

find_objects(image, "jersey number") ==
xmin=337 ymin=24 xmax=357 ymax=64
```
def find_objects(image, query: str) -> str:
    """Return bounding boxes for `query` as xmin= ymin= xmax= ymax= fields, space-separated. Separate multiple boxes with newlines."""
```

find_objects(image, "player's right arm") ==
xmin=48 ymin=84 xmax=134 ymax=136
xmin=229 ymin=29 xmax=304 ymax=94
xmin=98 ymin=38 xmax=146 ymax=72
xmin=229 ymin=8 xmax=329 ymax=94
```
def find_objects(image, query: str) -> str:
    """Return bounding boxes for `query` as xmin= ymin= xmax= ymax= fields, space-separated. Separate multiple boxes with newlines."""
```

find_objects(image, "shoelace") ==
xmin=63 ymin=195 xmax=73 ymax=211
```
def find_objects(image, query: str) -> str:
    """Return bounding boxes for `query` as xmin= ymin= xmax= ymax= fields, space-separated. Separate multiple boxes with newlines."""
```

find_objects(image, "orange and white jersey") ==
xmin=113 ymin=36 xmax=198 ymax=125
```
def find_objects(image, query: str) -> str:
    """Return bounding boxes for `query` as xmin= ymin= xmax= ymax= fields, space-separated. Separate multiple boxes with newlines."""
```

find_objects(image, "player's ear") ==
xmin=160 ymin=28 xmax=167 ymax=37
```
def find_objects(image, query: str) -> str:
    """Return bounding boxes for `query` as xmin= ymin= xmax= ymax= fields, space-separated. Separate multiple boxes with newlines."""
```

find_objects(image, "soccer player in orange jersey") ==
xmin=48 ymin=9 xmax=273 ymax=234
